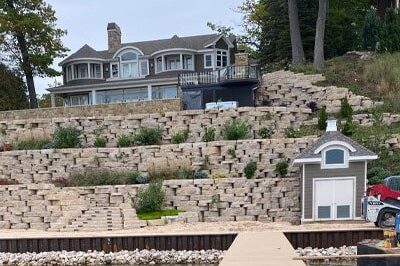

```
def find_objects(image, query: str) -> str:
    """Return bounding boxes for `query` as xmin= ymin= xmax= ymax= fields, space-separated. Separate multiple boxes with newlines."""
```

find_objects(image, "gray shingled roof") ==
xmin=59 ymin=44 xmax=106 ymax=64
xmin=60 ymin=34 xmax=235 ymax=65
xmin=295 ymin=131 xmax=377 ymax=160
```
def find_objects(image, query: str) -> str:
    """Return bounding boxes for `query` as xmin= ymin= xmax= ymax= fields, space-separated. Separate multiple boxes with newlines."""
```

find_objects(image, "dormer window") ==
xmin=120 ymin=51 xmax=139 ymax=79
xmin=322 ymin=146 xmax=349 ymax=169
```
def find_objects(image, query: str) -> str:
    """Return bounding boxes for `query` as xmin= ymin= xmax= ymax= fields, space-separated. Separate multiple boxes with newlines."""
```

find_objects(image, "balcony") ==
xmin=178 ymin=65 xmax=260 ymax=87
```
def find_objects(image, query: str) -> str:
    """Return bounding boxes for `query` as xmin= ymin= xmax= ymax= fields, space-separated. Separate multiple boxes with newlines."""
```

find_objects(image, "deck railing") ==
xmin=178 ymin=65 xmax=259 ymax=87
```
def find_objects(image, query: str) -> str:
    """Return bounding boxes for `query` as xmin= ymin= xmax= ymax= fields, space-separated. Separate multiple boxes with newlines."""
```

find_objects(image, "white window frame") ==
xmin=139 ymin=60 xmax=149 ymax=77
xmin=166 ymin=56 xmax=181 ymax=71
xmin=204 ymin=53 xmax=213 ymax=69
xmin=90 ymin=63 xmax=102 ymax=79
xmin=216 ymin=49 xmax=228 ymax=68
xmin=321 ymin=146 xmax=349 ymax=169
xmin=183 ymin=54 xmax=194 ymax=70
xmin=66 ymin=65 xmax=72 ymax=81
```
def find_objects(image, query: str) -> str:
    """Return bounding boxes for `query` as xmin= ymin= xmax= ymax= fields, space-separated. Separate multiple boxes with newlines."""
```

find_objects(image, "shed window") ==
xmin=325 ymin=149 xmax=345 ymax=165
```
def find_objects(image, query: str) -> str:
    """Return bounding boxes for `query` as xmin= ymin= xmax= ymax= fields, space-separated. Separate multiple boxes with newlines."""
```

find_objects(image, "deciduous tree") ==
xmin=314 ymin=0 xmax=328 ymax=70
xmin=288 ymin=0 xmax=305 ymax=64
xmin=0 ymin=63 xmax=29 ymax=111
xmin=0 ymin=0 xmax=68 ymax=108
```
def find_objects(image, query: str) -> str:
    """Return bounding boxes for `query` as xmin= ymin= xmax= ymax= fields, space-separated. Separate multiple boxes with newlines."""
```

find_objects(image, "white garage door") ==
xmin=314 ymin=178 xmax=354 ymax=220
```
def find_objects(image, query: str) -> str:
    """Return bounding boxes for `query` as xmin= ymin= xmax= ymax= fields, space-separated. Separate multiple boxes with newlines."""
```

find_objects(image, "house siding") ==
xmin=303 ymin=162 xmax=365 ymax=220
xmin=195 ymin=54 xmax=205 ymax=72
xmin=215 ymin=38 xmax=228 ymax=49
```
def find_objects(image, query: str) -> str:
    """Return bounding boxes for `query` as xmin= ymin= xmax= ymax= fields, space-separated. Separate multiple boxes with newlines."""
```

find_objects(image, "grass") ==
xmin=137 ymin=209 xmax=182 ymax=220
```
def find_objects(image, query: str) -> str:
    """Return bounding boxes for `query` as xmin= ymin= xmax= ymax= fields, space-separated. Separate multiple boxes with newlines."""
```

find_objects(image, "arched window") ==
xmin=322 ymin=146 xmax=348 ymax=169
xmin=120 ymin=51 xmax=139 ymax=79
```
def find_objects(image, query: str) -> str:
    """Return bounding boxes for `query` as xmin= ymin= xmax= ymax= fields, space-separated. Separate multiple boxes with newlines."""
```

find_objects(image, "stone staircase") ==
xmin=61 ymin=207 xmax=123 ymax=232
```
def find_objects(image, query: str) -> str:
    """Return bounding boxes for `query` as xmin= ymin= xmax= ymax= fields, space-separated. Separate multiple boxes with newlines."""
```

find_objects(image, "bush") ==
xmin=133 ymin=127 xmax=163 ymax=146
xmin=194 ymin=170 xmax=208 ymax=179
xmin=171 ymin=129 xmax=189 ymax=144
xmin=362 ymin=8 xmax=381 ymax=51
xmin=340 ymin=98 xmax=353 ymax=119
xmin=275 ymin=160 xmax=289 ymax=178
xmin=259 ymin=127 xmax=274 ymax=139
xmin=222 ymin=119 xmax=250 ymax=140
xmin=67 ymin=169 xmax=143 ymax=187
xmin=94 ymin=135 xmax=107 ymax=148
xmin=341 ymin=119 xmax=355 ymax=137
xmin=227 ymin=148 xmax=236 ymax=158
xmin=13 ymin=138 xmax=52 ymax=150
xmin=317 ymin=107 xmax=328 ymax=131
xmin=202 ymin=127 xmax=216 ymax=142
xmin=147 ymin=165 xmax=194 ymax=182
xmin=136 ymin=182 xmax=165 ymax=213
xmin=285 ymin=128 xmax=298 ymax=138
xmin=306 ymin=101 xmax=318 ymax=113
xmin=367 ymin=167 xmax=392 ymax=185
xmin=117 ymin=134 xmax=134 ymax=147
xmin=244 ymin=161 xmax=257 ymax=179
xmin=53 ymin=126 xmax=82 ymax=149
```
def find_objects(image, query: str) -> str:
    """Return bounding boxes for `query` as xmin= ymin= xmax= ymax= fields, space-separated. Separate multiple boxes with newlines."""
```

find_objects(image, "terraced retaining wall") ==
xmin=0 ymin=138 xmax=315 ymax=184
xmin=0 ymin=178 xmax=300 ymax=230
xmin=256 ymin=71 xmax=377 ymax=113
xmin=0 ymin=98 xmax=182 ymax=120
xmin=0 ymin=107 xmax=313 ymax=147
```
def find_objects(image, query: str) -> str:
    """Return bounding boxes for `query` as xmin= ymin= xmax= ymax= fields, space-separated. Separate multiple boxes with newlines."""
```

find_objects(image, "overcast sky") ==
xmin=35 ymin=0 xmax=243 ymax=95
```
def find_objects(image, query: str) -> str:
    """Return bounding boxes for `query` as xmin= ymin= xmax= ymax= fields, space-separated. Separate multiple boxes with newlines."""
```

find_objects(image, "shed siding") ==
xmin=303 ymin=162 xmax=365 ymax=220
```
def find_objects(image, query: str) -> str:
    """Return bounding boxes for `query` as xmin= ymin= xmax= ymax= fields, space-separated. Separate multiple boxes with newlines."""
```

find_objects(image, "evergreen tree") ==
xmin=0 ymin=63 xmax=29 ymax=111
xmin=362 ymin=8 xmax=382 ymax=51
xmin=379 ymin=9 xmax=400 ymax=53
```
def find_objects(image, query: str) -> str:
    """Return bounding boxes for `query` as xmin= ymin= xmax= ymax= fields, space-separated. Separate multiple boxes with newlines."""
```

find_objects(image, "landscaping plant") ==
xmin=94 ymin=135 xmax=107 ymax=148
xmin=259 ymin=127 xmax=274 ymax=139
xmin=222 ymin=119 xmax=250 ymax=140
xmin=275 ymin=160 xmax=289 ymax=178
xmin=135 ymin=181 xmax=165 ymax=213
xmin=171 ymin=129 xmax=189 ymax=144
xmin=133 ymin=127 xmax=163 ymax=146
xmin=68 ymin=169 xmax=143 ymax=187
xmin=202 ymin=127 xmax=216 ymax=142
xmin=340 ymin=98 xmax=353 ymax=119
xmin=116 ymin=134 xmax=133 ymax=147
xmin=244 ymin=161 xmax=257 ymax=179
xmin=317 ymin=107 xmax=328 ymax=130
xmin=13 ymin=138 xmax=52 ymax=150
xmin=52 ymin=126 xmax=82 ymax=149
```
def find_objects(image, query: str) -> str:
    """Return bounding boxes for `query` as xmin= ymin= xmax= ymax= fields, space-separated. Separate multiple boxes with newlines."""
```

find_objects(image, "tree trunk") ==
xmin=313 ymin=0 xmax=328 ymax=71
xmin=5 ymin=0 xmax=38 ymax=108
xmin=288 ymin=0 xmax=305 ymax=65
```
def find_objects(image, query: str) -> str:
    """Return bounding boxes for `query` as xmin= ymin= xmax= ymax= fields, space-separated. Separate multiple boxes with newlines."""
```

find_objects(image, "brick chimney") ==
xmin=107 ymin=22 xmax=121 ymax=54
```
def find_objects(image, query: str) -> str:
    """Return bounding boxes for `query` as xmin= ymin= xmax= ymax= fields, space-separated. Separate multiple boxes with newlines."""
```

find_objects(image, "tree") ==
xmin=0 ymin=63 xmax=29 ymax=111
xmin=362 ymin=8 xmax=381 ymax=51
xmin=314 ymin=0 xmax=328 ymax=70
xmin=38 ymin=93 xmax=63 ymax=108
xmin=0 ymin=0 xmax=68 ymax=109
xmin=288 ymin=0 xmax=305 ymax=64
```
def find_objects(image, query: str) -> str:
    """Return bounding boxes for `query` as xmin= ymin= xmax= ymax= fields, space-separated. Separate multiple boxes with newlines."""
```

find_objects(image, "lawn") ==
xmin=137 ymin=209 xmax=182 ymax=220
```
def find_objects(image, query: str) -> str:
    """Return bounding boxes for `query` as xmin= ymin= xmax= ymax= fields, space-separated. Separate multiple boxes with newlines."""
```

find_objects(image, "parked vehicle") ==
xmin=362 ymin=176 xmax=400 ymax=227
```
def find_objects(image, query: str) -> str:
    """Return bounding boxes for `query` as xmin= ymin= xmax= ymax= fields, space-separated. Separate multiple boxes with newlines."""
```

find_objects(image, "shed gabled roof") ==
xmin=294 ymin=131 xmax=377 ymax=163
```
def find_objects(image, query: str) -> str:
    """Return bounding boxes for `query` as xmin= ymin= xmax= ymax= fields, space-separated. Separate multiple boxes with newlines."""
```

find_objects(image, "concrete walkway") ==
xmin=220 ymin=232 xmax=304 ymax=266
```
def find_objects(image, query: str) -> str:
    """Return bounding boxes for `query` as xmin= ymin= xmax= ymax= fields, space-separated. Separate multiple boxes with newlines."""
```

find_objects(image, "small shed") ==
xmin=293 ymin=119 xmax=378 ymax=223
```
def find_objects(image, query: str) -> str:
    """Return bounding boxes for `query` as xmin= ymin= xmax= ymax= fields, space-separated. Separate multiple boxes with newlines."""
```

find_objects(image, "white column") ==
xmin=180 ymin=53 xmax=183 ymax=69
xmin=147 ymin=84 xmax=152 ymax=101
xmin=87 ymin=63 xmax=91 ymax=78
xmin=71 ymin=64 xmax=75 ymax=79
xmin=50 ymin=93 xmax=56 ymax=107
xmin=162 ymin=56 xmax=165 ymax=71
xmin=91 ymin=89 xmax=97 ymax=105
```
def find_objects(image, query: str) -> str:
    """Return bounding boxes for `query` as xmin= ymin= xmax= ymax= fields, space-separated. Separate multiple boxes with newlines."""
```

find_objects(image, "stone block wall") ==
xmin=256 ymin=71 xmax=376 ymax=113
xmin=0 ymin=177 xmax=300 ymax=230
xmin=0 ymin=138 xmax=315 ymax=184
xmin=0 ymin=99 xmax=182 ymax=120
xmin=0 ymin=107 xmax=313 ymax=148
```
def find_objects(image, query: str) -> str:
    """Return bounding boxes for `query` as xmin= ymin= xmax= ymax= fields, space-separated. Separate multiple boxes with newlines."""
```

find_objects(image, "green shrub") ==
xmin=202 ymin=127 xmax=216 ymax=142
xmin=135 ymin=182 xmax=165 ymax=213
xmin=194 ymin=170 xmax=208 ymax=179
xmin=222 ymin=119 xmax=250 ymax=140
xmin=244 ymin=161 xmax=257 ymax=179
xmin=133 ymin=127 xmax=163 ymax=146
xmin=259 ymin=127 xmax=274 ymax=139
xmin=147 ymin=165 xmax=194 ymax=182
xmin=340 ymin=98 xmax=353 ymax=119
xmin=117 ymin=134 xmax=134 ymax=147
xmin=68 ymin=169 xmax=142 ymax=187
xmin=171 ymin=129 xmax=189 ymax=144
xmin=275 ymin=160 xmax=289 ymax=178
xmin=261 ymin=112 xmax=273 ymax=120
xmin=53 ymin=126 xmax=82 ymax=149
xmin=367 ymin=167 xmax=392 ymax=185
xmin=94 ymin=135 xmax=107 ymax=148
xmin=341 ymin=119 xmax=355 ymax=137
xmin=362 ymin=8 xmax=381 ymax=51
xmin=317 ymin=107 xmax=328 ymax=131
xmin=285 ymin=128 xmax=298 ymax=138
xmin=13 ymin=138 xmax=52 ymax=150
xmin=227 ymin=148 xmax=236 ymax=158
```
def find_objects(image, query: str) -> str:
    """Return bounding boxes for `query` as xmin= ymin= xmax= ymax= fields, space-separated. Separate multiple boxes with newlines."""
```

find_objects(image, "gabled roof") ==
xmin=59 ymin=44 xmax=105 ymax=65
xmin=294 ymin=131 xmax=377 ymax=163
xmin=60 ymin=34 xmax=236 ymax=65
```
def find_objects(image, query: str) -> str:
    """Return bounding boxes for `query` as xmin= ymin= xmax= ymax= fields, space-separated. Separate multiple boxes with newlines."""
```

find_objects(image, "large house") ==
xmin=48 ymin=23 xmax=259 ymax=110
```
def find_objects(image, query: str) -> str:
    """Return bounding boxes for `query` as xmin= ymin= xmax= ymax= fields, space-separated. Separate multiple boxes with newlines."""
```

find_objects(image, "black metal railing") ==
xmin=178 ymin=65 xmax=259 ymax=87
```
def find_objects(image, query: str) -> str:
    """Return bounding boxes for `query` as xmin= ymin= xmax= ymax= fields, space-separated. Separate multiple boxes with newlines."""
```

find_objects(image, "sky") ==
xmin=35 ymin=0 xmax=244 ymax=95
